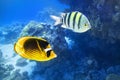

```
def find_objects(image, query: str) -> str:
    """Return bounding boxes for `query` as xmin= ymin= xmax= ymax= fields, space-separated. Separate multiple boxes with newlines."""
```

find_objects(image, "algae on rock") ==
xmin=106 ymin=74 xmax=120 ymax=80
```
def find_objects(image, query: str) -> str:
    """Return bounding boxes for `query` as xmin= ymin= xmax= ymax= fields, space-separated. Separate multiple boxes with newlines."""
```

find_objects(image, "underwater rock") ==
xmin=6 ymin=64 xmax=14 ymax=71
xmin=20 ymin=20 xmax=67 ymax=54
xmin=0 ymin=43 xmax=36 ymax=80
xmin=90 ymin=0 xmax=120 ymax=43
xmin=19 ymin=21 xmax=71 ymax=80
xmin=0 ymin=49 xmax=2 ymax=58
xmin=2 ymin=69 xmax=29 ymax=80
xmin=86 ymin=69 xmax=107 ymax=80
xmin=112 ymin=12 xmax=120 ymax=23
xmin=0 ymin=64 xmax=7 ymax=78
xmin=0 ymin=64 xmax=30 ymax=80
xmin=0 ymin=22 xmax=24 ymax=44
xmin=107 ymin=65 xmax=120 ymax=75
xmin=63 ymin=73 xmax=73 ymax=80
xmin=0 ymin=64 xmax=15 ymax=80
xmin=2 ymin=69 xmax=22 ymax=80
xmin=22 ymin=71 xmax=30 ymax=80
xmin=20 ymin=21 xmax=44 ymax=37
xmin=106 ymin=74 xmax=120 ymax=80
xmin=73 ymin=73 xmax=86 ymax=80
xmin=21 ymin=20 xmax=108 ymax=80
xmin=16 ymin=58 xmax=28 ymax=67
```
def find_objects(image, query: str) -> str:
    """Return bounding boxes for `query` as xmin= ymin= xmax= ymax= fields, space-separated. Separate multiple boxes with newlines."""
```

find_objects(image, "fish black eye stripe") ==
xmin=46 ymin=50 xmax=52 ymax=57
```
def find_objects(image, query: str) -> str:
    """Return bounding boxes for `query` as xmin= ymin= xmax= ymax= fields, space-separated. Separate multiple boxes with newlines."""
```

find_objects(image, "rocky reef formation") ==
xmin=18 ymin=20 xmax=120 ymax=80
xmin=0 ymin=44 xmax=34 ymax=80
xmin=0 ymin=30 xmax=36 ymax=80
xmin=0 ymin=16 xmax=116 ymax=79
xmin=19 ymin=21 xmax=99 ymax=80
xmin=16 ymin=58 xmax=28 ymax=67
xmin=0 ymin=50 xmax=30 ymax=80
xmin=20 ymin=21 xmax=67 ymax=55
xmin=0 ymin=21 xmax=68 ymax=80
xmin=106 ymin=74 xmax=120 ymax=80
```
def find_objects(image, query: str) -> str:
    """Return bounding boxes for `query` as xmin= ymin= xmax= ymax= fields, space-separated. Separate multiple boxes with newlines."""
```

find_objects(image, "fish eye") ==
xmin=84 ymin=23 xmax=88 ymax=27
xmin=46 ymin=50 xmax=52 ymax=57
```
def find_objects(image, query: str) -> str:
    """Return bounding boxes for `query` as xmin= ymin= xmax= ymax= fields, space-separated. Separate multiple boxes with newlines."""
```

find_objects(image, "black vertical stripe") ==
xmin=73 ymin=12 xmax=78 ymax=29
xmin=78 ymin=15 xmax=82 ymax=29
xmin=67 ymin=13 xmax=72 ymax=27
xmin=63 ymin=14 xmax=67 ymax=25
xmin=47 ymin=50 xmax=52 ymax=57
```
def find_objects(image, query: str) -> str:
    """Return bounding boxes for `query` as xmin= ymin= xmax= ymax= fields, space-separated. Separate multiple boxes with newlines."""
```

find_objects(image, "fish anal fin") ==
xmin=61 ymin=24 xmax=66 ymax=28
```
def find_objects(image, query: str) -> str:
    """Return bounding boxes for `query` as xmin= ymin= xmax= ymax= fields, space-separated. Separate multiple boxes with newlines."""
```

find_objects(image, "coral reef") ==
xmin=0 ymin=41 xmax=36 ymax=80
xmin=20 ymin=21 xmax=44 ymax=37
xmin=8 ymin=18 xmax=119 ymax=80
xmin=16 ymin=58 xmax=28 ymax=67
xmin=0 ymin=63 xmax=29 ymax=80
xmin=0 ymin=49 xmax=2 ymax=58
xmin=1 ymin=2 xmax=120 ymax=78
xmin=2 ymin=69 xmax=29 ymax=80
xmin=0 ymin=21 xmax=69 ymax=80
xmin=20 ymin=21 xmax=67 ymax=54
xmin=19 ymin=21 xmax=104 ymax=80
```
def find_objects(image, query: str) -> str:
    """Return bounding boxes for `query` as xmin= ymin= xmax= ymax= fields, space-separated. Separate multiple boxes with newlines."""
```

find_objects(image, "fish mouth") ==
xmin=50 ymin=50 xmax=57 ymax=59
xmin=52 ymin=51 xmax=57 ymax=58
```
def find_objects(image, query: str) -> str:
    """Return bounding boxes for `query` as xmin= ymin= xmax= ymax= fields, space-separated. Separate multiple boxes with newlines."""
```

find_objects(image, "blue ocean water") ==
xmin=0 ymin=0 xmax=68 ymax=25
xmin=0 ymin=0 xmax=120 ymax=80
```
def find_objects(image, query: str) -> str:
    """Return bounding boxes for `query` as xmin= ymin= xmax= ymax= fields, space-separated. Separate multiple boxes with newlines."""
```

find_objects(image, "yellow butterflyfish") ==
xmin=14 ymin=36 xmax=57 ymax=61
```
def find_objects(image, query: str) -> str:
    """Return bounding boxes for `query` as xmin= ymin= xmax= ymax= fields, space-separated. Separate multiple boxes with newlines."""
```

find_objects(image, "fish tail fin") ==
xmin=50 ymin=15 xmax=62 ymax=26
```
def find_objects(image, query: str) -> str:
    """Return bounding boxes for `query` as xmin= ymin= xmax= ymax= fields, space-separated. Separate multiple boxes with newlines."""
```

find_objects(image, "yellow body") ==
xmin=14 ymin=36 xmax=57 ymax=61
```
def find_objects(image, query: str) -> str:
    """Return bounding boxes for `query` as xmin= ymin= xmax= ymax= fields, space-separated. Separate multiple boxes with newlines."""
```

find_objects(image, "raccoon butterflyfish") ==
xmin=14 ymin=36 xmax=57 ymax=61
xmin=50 ymin=11 xmax=91 ymax=33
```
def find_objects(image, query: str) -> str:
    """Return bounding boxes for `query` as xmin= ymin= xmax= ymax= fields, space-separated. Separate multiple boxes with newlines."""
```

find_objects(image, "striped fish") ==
xmin=50 ymin=11 xmax=91 ymax=33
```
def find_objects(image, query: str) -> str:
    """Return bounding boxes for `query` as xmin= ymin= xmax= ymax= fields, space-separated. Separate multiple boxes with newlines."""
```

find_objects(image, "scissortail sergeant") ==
xmin=50 ymin=11 xmax=91 ymax=33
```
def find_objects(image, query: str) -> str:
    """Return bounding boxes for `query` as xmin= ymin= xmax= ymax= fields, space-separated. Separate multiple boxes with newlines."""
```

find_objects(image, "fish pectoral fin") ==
xmin=61 ymin=24 xmax=66 ymax=28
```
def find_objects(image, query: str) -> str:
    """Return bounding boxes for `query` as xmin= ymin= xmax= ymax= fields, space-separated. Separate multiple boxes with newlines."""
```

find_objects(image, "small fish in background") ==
xmin=50 ymin=11 xmax=91 ymax=33
xmin=14 ymin=36 xmax=57 ymax=61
